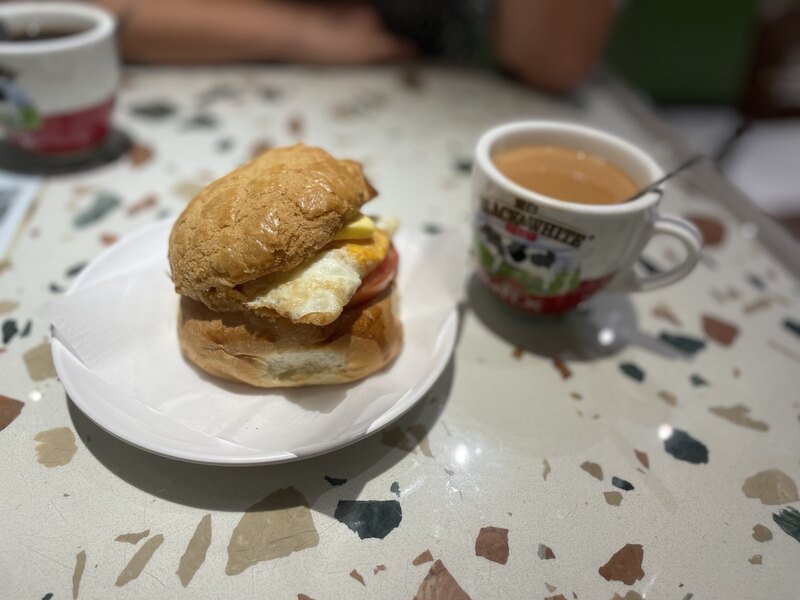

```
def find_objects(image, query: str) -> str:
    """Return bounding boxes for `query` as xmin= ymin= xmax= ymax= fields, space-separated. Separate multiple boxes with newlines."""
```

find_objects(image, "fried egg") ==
xmin=244 ymin=228 xmax=390 ymax=326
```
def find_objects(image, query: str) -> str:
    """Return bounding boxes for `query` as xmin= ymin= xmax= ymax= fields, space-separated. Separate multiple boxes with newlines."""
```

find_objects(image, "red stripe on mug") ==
xmin=8 ymin=96 xmax=115 ymax=155
xmin=479 ymin=269 xmax=614 ymax=314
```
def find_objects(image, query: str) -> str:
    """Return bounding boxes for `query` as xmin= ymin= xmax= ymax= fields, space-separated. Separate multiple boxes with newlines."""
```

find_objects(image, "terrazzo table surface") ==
xmin=1 ymin=66 xmax=799 ymax=600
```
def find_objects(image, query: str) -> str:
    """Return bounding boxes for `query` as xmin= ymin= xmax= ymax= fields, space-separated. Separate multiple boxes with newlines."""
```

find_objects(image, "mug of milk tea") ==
xmin=0 ymin=2 xmax=118 ymax=156
xmin=472 ymin=121 xmax=702 ymax=314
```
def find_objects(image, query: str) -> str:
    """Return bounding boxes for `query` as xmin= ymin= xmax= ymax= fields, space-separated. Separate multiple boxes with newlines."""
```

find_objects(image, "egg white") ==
xmin=244 ymin=229 xmax=390 ymax=326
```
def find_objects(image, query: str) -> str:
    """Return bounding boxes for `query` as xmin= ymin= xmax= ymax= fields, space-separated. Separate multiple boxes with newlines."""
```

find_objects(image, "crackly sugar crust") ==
xmin=168 ymin=144 xmax=376 ymax=313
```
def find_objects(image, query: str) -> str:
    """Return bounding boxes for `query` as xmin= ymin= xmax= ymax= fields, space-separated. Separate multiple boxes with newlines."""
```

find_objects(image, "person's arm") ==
xmin=94 ymin=0 xmax=414 ymax=64
xmin=492 ymin=0 xmax=616 ymax=93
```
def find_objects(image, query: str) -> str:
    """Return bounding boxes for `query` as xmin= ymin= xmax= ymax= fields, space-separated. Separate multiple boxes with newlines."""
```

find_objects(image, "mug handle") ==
xmin=607 ymin=215 xmax=703 ymax=292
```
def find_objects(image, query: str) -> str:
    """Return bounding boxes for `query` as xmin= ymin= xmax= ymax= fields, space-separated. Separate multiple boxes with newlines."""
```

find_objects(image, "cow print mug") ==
xmin=472 ymin=121 xmax=703 ymax=314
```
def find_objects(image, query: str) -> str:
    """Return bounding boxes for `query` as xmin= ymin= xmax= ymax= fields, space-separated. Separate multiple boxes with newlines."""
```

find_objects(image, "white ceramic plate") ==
xmin=52 ymin=220 xmax=460 ymax=465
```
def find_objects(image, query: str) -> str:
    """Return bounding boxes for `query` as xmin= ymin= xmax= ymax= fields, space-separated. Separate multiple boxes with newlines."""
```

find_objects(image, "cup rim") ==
xmin=0 ymin=2 xmax=115 ymax=54
xmin=475 ymin=120 xmax=665 ymax=215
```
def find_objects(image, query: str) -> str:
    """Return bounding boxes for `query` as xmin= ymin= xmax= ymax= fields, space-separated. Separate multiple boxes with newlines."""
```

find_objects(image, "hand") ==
xmin=276 ymin=3 xmax=417 ymax=64
xmin=493 ymin=0 xmax=616 ymax=92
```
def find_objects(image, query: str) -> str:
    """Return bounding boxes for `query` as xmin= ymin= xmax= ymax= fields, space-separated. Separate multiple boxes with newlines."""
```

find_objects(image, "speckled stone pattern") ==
xmin=1 ymin=66 xmax=799 ymax=599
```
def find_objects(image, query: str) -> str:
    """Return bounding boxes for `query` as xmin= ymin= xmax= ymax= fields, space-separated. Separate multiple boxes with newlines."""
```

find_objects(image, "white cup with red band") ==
xmin=0 ymin=2 xmax=118 ymax=155
xmin=472 ymin=121 xmax=703 ymax=314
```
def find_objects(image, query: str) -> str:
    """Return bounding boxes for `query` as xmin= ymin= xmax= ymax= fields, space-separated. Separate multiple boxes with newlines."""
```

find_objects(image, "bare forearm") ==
xmin=93 ymin=0 xmax=414 ymax=64
xmin=493 ymin=0 xmax=616 ymax=93
xmin=96 ymin=0 xmax=293 ymax=63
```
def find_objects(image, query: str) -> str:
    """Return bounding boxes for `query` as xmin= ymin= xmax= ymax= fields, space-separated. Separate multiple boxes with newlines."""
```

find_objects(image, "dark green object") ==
xmin=606 ymin=0 xmax=759 ymax=103
xmin=423 ymin=222 xmax=443 ymax=235
xmin=130 ymin=100 xmax=176 ymax=119
xmin=773 ymin=506 xmax=800 ymax=543
xmin=746 ymin=273 xmax=766 ymax=290
xmin=182 ymin=113 xmax=217 ymax=130
xmin=65 ymin=262 xmax=87 ymax=278
xmin=19 ymin=105 xmax=41 ymax=130
xmin=619 ymin=362 xmax=645 ymax=382
xmin=612 ymin=476 xmax=635 ymax=491
xmin=20 ymin=319 xmax=32 ymax=338
xmin=659 ymin=332 xmax=707 ymax=355
xmin=334 ymin=500 xmax=402 ymax=540
xmin=783 ymin=318 xmax=800 ymax=338
xmin=2 ymin=319 xmax=18 ymax=344
xmin=663 ymin=429 xmax=709 ymax=464
xmin=73 ymin=192 xmax=121 ymax=228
